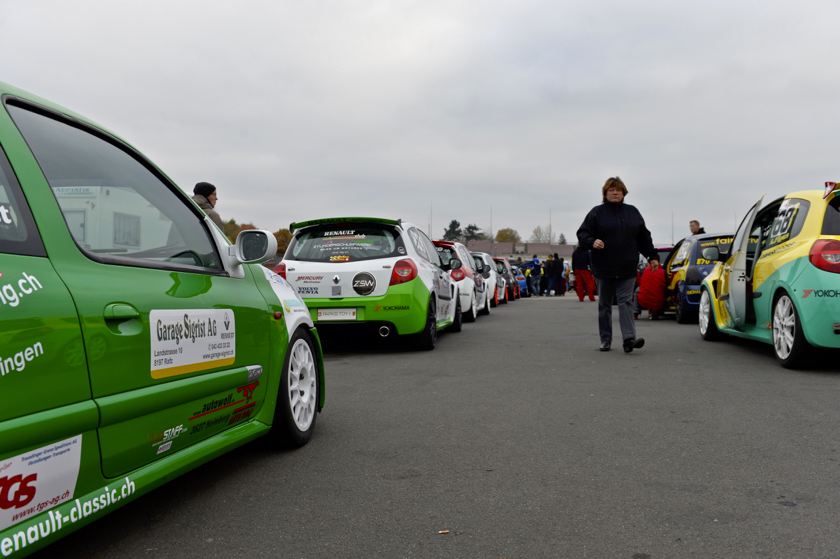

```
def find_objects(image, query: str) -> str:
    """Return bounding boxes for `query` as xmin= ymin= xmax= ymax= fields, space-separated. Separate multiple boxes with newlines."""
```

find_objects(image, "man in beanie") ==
xmin=192 ymin=182 xmax=224 ymax=230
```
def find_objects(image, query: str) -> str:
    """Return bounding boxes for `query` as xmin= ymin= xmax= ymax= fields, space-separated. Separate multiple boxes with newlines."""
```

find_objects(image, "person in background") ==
xmin=689 ymin=220 xmax=706 ymax=235
xmin=577 ymin=176 xmax=659 ymax=353
xmin=192 ymin=182 xmax=224 ymax=231
xmin=529 ymin=254 xmax=541 ymax=296
xmin=558 ymin=256 xmax=569 ymax=295
xmin=545 ymin=254 xmax=555 ymax=295
xmin=573 ymin=243 xmax=596 ymax=301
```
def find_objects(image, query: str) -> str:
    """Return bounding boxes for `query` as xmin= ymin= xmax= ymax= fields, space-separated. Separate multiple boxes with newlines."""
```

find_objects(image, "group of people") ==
xmin=518 ymin=254 xmax=570 ymax=296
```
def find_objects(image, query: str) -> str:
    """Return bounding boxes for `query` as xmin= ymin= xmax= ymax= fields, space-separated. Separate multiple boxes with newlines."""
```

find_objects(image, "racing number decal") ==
xmin=768 ymin=202 xmax=800 ymax=246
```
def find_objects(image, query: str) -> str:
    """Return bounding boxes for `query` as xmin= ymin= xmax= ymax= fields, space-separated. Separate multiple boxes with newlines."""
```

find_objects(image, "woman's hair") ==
xmin=602 ymin=176 xmax=628 ymax=203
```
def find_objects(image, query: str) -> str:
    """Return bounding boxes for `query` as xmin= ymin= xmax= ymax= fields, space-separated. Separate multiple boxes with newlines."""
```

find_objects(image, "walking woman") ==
xmin=576 ymin=177 xmax=660 ymax=353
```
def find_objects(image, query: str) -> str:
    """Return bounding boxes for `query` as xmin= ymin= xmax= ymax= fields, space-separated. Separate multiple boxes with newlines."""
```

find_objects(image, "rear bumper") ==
xmin=301 ymin=281 xmax=430 ymax=335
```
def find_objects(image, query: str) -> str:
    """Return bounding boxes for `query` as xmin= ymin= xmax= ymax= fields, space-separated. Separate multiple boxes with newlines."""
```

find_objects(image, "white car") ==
xmin=433 ymin=240 xmax=489 ymax=321
xmin=471 ymin=252 xmax=504 ymax=309
xmin=278 ymin=218 xmax=461 ymax=349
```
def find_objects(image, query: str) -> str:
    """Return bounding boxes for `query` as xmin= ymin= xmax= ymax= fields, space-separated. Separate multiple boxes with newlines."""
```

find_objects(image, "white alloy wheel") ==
xmin=464 ymin=290 xmax=477 ymax=322
xmin=288 ymin=338 xmax=317 ymax=431
xmin=698 ymin=290 xmax=711 ymax=335
xmin=698 ymin=288 xmax=722 ymax=341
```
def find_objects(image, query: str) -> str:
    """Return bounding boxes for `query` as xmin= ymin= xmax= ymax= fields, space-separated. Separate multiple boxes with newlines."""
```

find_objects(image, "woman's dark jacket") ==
xmin=576 ymin=201 xmax=657 ymax=279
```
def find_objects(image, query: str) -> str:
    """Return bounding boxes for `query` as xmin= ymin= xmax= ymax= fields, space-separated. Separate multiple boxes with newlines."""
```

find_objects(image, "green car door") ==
xmin=4 ymin=100 xmax=271 ymax=478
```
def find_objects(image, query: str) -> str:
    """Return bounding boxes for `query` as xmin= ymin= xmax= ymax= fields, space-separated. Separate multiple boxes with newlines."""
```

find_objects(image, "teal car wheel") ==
xmin=699 ymin=288 xmax=723 ymax=341
xmin=270 ymin=328 xmax=319 ymax=448
xmin=772 ymin=292 xmax=809 ymax=369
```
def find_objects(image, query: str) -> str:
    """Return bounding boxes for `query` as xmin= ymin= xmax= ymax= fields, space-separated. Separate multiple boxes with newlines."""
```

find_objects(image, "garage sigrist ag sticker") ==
xmin=150 ymin=309 xmax=235 ymax=379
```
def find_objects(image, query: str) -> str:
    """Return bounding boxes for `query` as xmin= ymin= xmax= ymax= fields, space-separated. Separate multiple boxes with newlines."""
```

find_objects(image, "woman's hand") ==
xmin=593 ymin=239 xmax=604 ymax=249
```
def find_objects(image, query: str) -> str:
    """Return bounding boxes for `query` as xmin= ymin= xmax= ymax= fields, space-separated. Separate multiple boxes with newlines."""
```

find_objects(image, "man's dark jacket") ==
xmin=571 ymin=246 xmax=591 ymax=271
xmin=576 ymin=201 xmax=657 ymax=279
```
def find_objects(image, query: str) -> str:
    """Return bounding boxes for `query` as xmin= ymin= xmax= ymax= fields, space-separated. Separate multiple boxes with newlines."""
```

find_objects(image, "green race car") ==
xmin=0 ymin=82 xmax=325 ymax=557
xmin=276 ymin=218 xmax=463 ymax=349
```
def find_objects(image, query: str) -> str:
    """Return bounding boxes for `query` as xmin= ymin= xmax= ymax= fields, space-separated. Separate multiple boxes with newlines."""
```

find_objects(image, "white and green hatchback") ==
xmin=277 ymin=218 xmax=462 ymax=349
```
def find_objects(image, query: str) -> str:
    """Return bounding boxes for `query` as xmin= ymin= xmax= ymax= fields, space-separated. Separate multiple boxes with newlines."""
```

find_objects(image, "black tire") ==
xmin=414 ymin=296 xmax=437 ymax=350
xmin=463 ymin=291 xmax=477 ymax=322
xmin=675 ymin=290 xmax=694 ymax=324
xmin=267 ymin=328 xmax=319 ymax=448
xmin=698 ymin=288 xmax=723 ymax=341
xmin=500 ymin=285 xmax=508 ymax=304
xmin=478 ymin=290 xmax=490 ymax=315
xmin=448 ymin=297 xmax=463 ymax=332
xmin=772 ymin=292 xmax=809 ymax=369
xmin=490 ymin=285 xmax=498 ymax=307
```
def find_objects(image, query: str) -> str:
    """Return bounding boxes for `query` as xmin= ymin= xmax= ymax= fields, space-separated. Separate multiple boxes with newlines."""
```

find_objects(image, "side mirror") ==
xmin=701 ymin=246 xmax=721 ymax=262
xmin=449 ymin=258 xmax=462 ymax=270
xmin=483 ymin=264 xmax=491 ymax=273
xmin=234 ymin=229 xmax=278 ymax=263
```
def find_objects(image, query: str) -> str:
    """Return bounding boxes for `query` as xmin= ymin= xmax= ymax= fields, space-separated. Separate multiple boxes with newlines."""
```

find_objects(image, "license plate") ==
xmin=317 ymin=308 xmax=357 ymax=321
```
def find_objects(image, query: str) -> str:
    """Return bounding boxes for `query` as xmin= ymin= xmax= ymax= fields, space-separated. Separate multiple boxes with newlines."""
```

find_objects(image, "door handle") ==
xmin=104 ymin=303 xmax=140 ymax=320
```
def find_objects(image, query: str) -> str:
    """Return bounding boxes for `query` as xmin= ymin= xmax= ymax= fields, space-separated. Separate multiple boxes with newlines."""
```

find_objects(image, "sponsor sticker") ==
xmin=0 ymin=204 xmax=15 ymax=227
xmin=147 ymin=425 xmax=186 ymax=449
xmin=296 ymin=286 xmax=319 ymax=295
xmin=0 ymin=272 xmax=43 ymax=309
xmin=0 ymin=341 xmax=45 ymax=379
xmin=352 ymin=272 xmax=376 ymax=295
xmin=283 ymin=299 xmax=308 ymax=314
xmin=0 ymin=436 xmax=82 ymax=530
xmin=295 ymin=276 xmax=324 ymax=284
xmin=375 ymin=305 xmax=409 ymax=311
xmin=802 ymin=289 xmax=840 ymax=298
xmin=330 ymin=255 xmax=350 ymax=262
xmin=150 ymin=309 xmax=235 ymax=379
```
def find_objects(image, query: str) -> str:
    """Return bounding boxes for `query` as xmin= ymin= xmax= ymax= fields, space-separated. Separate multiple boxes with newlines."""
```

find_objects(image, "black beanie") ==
xmin=194 ymin=182 xmax=216 ymax=198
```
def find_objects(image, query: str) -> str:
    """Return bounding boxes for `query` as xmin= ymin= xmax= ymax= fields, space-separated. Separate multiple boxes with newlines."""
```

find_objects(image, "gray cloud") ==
xmin=3 ymin=0 xmax=839 ymax=246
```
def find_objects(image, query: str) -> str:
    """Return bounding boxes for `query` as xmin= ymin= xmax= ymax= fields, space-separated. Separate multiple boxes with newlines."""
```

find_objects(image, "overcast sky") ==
xmin=3 ymin=0 xmax=839 ymax=246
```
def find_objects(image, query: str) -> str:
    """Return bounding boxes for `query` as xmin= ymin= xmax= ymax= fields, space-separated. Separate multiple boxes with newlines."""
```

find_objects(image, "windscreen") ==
xmin=287 ymin=225 xmax=405 ymax=262
xmin=696 ymin=236 xmax=733 ymax=264
xmin=436 ymin=245 xmax=455 ymax=266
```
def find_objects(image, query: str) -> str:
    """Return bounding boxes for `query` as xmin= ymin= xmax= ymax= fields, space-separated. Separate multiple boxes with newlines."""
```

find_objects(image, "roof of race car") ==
xmin=290 ymin=217 xmax=401 ymax=232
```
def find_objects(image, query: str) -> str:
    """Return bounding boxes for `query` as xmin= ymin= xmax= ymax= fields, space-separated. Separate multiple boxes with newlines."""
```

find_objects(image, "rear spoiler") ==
xmin=290 ymin=217 xmax=401 ymax=232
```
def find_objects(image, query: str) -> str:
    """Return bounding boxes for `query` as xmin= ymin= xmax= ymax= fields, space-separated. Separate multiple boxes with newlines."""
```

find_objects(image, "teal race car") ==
xmin=699 ymin=186 xmax=840 ymax=368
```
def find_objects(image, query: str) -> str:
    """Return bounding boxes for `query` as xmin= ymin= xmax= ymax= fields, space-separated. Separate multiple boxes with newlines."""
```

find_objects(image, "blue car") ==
xmin=662 ymin=233 xmax=733 ymax=323
xmin=512 ymin=266 xmax=529 ymax=297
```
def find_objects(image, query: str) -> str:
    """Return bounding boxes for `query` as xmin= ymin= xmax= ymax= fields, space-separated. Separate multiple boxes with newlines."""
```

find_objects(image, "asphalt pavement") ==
xmin=41 ymin=294 xmax=840 ymax=558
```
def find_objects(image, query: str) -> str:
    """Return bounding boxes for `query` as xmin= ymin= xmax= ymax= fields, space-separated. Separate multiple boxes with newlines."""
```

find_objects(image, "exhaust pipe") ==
xmin=379 ymin=326 xmax=390 ymax=337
